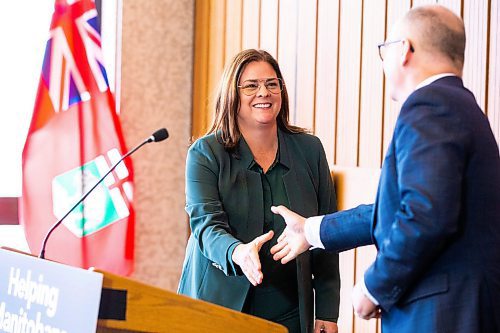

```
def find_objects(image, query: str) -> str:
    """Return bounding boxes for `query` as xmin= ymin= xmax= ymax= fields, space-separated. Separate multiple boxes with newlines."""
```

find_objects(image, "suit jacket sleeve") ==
xmin=310 ymin=140 xmax=341 ymax=321
xmin=185 ymin=139 xmax=242 ymax=276
xmin=364 ymin=95 xmax=468 ymax=311
xmin=319 ymin=204 xmax=374 ymax=252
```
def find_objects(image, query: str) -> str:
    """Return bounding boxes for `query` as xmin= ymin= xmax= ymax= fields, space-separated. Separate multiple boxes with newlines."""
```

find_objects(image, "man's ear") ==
xmin=400 ymin=38 xmax=413 ymax=66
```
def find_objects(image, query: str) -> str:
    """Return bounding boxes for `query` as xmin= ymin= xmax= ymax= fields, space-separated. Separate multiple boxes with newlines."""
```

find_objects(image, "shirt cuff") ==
xmin=360 ymin=276 xmax=379 ymax=306
xmin=304 ymin=215 xmax=325 ymax=249
xmin=227 ymin=241 xmax=243 ymax=275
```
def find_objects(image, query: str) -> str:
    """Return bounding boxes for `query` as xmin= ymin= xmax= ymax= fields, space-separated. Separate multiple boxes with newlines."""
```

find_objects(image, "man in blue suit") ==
xmin=270 ymin=5 xmax=500 ymax=333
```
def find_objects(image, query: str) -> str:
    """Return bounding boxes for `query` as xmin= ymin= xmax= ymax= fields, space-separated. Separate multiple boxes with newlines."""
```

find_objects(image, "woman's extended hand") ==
xmin=232 ymin=231 xmax=274 ymax=286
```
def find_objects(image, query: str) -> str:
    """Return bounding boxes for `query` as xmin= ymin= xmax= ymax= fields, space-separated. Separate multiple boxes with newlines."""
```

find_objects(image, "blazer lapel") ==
xmin=234 ymin=138 xmax=265 ymax=241
xmin=279 ymin=130 xmax=305 ymax=215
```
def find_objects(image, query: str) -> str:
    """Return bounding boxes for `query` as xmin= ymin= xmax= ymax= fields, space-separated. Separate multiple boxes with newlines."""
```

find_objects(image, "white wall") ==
xmin=0 ymin=1 xmax=53 ymax=197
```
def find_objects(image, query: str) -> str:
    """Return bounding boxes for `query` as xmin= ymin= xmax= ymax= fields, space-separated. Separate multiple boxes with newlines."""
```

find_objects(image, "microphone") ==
xmin=147 ymin=128 xmax=169 ymax=143
xmin=39 ymin=128 xmax=169 ymax=259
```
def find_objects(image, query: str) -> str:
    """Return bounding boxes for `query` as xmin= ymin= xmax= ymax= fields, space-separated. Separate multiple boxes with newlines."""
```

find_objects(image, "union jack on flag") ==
xmin=20 ymin=0 xmax=135 ymax=276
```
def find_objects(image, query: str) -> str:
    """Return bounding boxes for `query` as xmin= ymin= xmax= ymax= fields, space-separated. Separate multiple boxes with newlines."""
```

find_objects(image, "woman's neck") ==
xmin=241 ymin=124 xmax=277 ymax=150
xmin=241 ymin=124 xmax=278 ymax=172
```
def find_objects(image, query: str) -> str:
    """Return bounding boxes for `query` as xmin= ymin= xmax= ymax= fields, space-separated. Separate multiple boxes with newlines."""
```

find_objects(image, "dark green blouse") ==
xmin=250 ymin=154 xmax=295 ymax=281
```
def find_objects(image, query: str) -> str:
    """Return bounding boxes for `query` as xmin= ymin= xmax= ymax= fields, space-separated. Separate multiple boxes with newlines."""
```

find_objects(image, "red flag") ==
xmin=19 ymin=0 xmax=134 ymax=275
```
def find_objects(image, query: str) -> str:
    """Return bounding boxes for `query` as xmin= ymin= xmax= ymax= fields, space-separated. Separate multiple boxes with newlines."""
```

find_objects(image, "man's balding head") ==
xmin=403 ymin=5 xmax=466 ymax=71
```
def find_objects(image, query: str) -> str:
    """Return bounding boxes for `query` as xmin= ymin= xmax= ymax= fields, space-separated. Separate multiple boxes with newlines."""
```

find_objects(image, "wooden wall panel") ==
xmin=412 ymin=0 xmax=437 ymax=7
xmin=206 ymin=0 xmax=226 ymax=131
xmin=277 ymin=0 xmax=299 ymax=121
xmin=191 ymin=0 xmax=500 ymax=331
xmin=260 ymin=0 xmax=279 ymax=58
xmin=338 ymin=248 xmax=356 ymax=333
xmin=334 ymin=167 xmax=381 ymax=333
xmin=353 ymin=246 xmax=379 ymax=333
xmin=335 ymin=0 xmax=363 ymax=166
xmin=462 ymin=0 xmax=489 ymax=111
xmin=489 ymin=0 xmax=500 ymax=146
xmin=192 ymin=0 xmax=210 ymax=138
xmin=294 ymin=0 xmax=318 ymax=130
xmin=225 ymin=0 xmax=243 ymax=63
xmin=315 ymin=0 xmax=340 ymax=166
xmin=242 ymin=0 xmax=260 ymax=50
xmin=437 ymin=0 xmax=462 ymax=16
xmin=353 ymin=2 xmax=386 ymax=331
xmin=358 ymin=0 xmax=386 ymax=168
xmin=382 ymin=0 xmax=411 ymax=156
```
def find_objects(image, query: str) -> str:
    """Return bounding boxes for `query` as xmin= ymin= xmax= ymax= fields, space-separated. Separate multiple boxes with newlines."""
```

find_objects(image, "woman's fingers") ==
xmin=254 ymin=230 xmax=274 ymax=250
xmin=241 ymin=267 xmax=258 ymax=286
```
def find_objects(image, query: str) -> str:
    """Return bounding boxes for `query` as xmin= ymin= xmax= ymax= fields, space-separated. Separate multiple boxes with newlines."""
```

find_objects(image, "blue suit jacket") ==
xmin=320 ymin=76 xmax=500 ymax=333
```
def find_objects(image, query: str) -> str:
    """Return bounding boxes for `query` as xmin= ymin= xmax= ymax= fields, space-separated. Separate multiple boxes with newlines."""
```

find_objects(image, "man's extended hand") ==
xmin=352 ymin=283 xmax=381 ymax=320
xmin=270 ymin=205 xmax=311 ymax=264
xmin=232 ymin=231 xmax=274 ymax=286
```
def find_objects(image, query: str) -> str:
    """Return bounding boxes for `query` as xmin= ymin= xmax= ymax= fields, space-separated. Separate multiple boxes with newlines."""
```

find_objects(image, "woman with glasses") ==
xmin=178 ymin=49 xmax=340 ymax=333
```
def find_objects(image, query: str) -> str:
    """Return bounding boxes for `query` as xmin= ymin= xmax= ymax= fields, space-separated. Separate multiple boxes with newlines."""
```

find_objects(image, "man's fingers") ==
xmin=274 ymin=245 xmax=294 ymax=262
xmin=271 ymin=206 xmax=306 ymax=233
xmin=280 ymin=251 xmax=295 ymax=265
xmin=271 ymin=205 xmax=291 ymax=218
xmin=356 ymin=310 xmax=379 ymax=320
xmin=270 ymin=239 xmax=286 ymax=255
xmin=271 ymin=205 xmax=300 ymax=220
xmin=272 ymin=247 xmax=288 ymax=261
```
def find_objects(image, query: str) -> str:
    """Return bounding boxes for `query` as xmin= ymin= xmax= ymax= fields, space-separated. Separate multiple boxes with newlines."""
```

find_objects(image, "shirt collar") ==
xmin=414 ymin=73 xmax=457 ymax=91
xmin=277 ymin=129 xmax=291 ymax=169
xmin=249 ymin=151 xmax=281 ymax=172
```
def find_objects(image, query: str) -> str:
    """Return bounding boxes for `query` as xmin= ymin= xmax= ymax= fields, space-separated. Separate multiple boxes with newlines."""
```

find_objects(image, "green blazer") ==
xmin=178 ymin=129 xmax=340 ymax=332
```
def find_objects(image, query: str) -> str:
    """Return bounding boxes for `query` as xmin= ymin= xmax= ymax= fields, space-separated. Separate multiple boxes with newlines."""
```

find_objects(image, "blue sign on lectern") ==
xmin=0 ymin=248 xmax=103 ymax=333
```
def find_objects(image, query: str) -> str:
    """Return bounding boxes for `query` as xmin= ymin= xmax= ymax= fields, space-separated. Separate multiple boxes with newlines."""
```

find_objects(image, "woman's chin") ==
xmin=255 ymin=117 xmax=278 ymax=127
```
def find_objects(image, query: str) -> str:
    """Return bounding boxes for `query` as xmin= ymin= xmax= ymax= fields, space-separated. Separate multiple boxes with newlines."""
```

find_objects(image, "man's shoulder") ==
xmin=407 ymin=76 xmax=468 ymax=106
xmin=401 ymin=76 xmax=479 ymax=120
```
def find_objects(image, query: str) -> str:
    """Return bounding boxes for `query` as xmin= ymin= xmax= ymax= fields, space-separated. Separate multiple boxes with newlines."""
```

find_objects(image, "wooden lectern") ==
xmin=0 ymin=247 xmax=286 ymax=332
xmin=96 ymin=269 xmax=287 ymax=333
